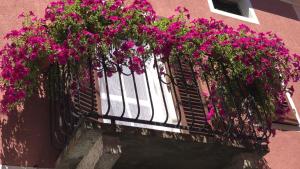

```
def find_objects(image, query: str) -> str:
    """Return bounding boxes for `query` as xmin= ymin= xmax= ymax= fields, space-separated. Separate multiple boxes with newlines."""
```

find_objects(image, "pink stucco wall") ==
xmin=0 ymin=1 xmax=59 ymax=168
xmin=0 ymin=0 xmax=299 ymax=168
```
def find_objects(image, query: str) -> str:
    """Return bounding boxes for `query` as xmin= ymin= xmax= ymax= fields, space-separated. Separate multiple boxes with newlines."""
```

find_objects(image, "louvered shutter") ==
xmin=72 ymin=73 xmax=98 ymax=118
xmin=171 ymin=61 xmax=211 ymax=134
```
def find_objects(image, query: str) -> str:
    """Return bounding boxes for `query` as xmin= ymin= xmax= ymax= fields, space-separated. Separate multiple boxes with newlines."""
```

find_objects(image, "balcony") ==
xmin=48 ymin=46 xmax=272 ymax=152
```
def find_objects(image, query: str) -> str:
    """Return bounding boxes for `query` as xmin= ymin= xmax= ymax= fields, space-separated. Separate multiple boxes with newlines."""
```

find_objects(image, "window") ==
xmin=95 ymin=45 xmax=209 ymax=133
xmin=208 ymin=0 xmax=259 ymax=24
xmin=99 ymin=57 xmax=180 ymax=132
xmin=212 ymin=0 xmax=242 ymax=16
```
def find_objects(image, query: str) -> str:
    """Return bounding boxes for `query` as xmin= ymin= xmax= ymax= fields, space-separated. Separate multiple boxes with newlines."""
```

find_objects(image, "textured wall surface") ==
xmin=0 ymin=1 xmax=59 ymax=168
xmin=0 ymin=0 xmax=299 ymax=168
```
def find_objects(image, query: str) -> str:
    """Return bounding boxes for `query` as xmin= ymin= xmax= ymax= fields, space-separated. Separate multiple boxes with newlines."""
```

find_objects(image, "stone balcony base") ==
xmin=55 ymin=122 xmax=269 ymax=169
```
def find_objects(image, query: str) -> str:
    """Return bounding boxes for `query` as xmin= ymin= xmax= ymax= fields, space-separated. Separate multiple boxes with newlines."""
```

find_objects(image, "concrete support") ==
xmin=55 ymin=125 xmax=121 ymax=169
xmin=55 ymin=125 xmax=103 ymax=169
xmin=94 ymin=136 xmax=121 ymax=169
xmin=95 ymin=153 xmax=120 ymax=169
xmin=75 ymin=133 xmax=103 ymax=169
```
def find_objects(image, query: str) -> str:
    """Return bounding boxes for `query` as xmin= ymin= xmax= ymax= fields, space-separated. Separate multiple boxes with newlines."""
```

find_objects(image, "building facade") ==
xmin=0 ymin=0 xmax=300 ymax=168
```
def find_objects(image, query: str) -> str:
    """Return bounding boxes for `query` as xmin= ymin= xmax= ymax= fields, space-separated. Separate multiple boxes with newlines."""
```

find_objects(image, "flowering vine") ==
xmin=151 ymin=9 xmax=300 ymax=136
xmin=0 ymin=0 xmax=300 ymax=138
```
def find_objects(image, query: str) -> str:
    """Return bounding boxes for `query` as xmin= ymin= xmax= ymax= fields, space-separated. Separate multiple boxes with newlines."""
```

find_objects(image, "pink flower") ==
xmin=129 ymin=56 xmax=144 ymax=74
xmin=29 ymin=11 xmax=35 ymax=16
xmin=206 ymin=105 xmax=215 ymax=121
xmin=68 ymin=12 xmax=81 ymax=21
xmin=121 ymin=40 xmax=135 ymax=51
xmin=246 ymin=75 xmax=254 ymax=84
xmin=132 ymin=56 xmax=142 ymax=65
xmin=4 ymin=30 xmax=21 ymax=39
xmin=82 ymin=30 xmax=93 ymax=37
xmin=109 ymin=16 xmax=119 ymax=22
xmin=91 ymin=5 xmax=98 ymax=11
xmin=45 ymin=8 xmax=56 ymax=21
xmin=175 ymin=6 xmax=181 ymax=12
xmin=110 ymin=4 xmax=118 ymax=11
xmin=18 ymin=12 xmax=25 ymax=18
xmin=67 ymin=0 xmax=75 ymax=5
xmin=137 ymin=46 xmax=145 ymax=54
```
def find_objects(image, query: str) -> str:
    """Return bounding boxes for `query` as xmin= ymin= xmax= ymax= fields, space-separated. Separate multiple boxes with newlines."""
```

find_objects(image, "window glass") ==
xmin=208 ymin=0 xmax=259 ymax=24
xmin=212 ymin=0 xmax=242 ymax=16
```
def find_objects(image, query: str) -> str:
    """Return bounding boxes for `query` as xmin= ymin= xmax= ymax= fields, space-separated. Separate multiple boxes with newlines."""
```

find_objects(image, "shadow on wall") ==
xmin=0 ymin=91 xmax=60 ymax=167
xmin=252 ymin=0 xmax=299 ymax=21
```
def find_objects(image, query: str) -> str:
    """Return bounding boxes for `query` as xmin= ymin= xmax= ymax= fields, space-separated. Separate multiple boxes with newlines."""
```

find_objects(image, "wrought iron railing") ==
xmin=48 ymin=50 xmax=271 ymax=150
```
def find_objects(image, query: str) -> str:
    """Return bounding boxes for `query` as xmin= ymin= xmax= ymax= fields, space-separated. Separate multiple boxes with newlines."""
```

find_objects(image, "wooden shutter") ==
xmin=72 ymin=73 xmax=98 ymax=118
xmin=170 ymin=61 xmax=211 ymax=135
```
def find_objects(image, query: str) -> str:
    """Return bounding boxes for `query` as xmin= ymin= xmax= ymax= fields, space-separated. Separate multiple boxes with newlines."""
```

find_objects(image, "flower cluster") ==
xmin=0 ymin=0 xmax=157 ymax=112
xmin=150 ymin=11 xmax=300 ymax=136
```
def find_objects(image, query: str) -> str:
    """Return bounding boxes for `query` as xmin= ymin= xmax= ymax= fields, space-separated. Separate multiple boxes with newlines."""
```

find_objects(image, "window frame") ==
xmin=208 ymin=0 xmax=260 ymax=24
xmin=272 ymin=92 xmax=300 ymax=131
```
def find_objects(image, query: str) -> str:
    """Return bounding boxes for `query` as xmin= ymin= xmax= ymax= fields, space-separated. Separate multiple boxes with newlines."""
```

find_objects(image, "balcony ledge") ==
xmin=55 ymin=121 xmax=269 ymax=169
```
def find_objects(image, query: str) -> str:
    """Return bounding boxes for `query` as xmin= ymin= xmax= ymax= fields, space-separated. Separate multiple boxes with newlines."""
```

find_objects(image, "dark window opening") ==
xmin=212 ymin=0 xmax=243 ymax=16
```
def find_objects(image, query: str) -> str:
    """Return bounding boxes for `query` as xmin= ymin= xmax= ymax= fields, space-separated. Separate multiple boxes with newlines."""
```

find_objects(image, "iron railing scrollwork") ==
xmin=48 ymin=50 xmax=271 ymax=150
